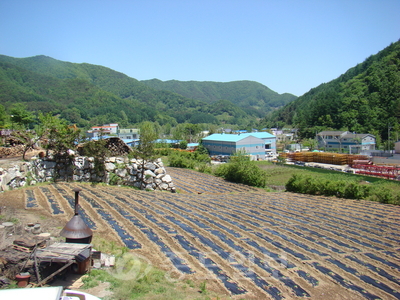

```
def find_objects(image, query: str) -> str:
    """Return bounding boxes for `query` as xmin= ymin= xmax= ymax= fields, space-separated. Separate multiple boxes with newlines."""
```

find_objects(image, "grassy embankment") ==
xmin=256 ymin=161 xmax=400 ymax=204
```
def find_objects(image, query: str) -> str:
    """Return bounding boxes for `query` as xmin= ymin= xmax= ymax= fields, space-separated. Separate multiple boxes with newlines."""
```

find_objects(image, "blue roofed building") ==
xmin=202 ymin=132 xmax=276 ymax=159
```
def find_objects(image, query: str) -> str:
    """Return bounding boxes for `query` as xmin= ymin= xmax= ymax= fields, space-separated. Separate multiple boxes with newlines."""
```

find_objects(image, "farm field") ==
xmin=2 ymin=167 xmax=400 ymax=299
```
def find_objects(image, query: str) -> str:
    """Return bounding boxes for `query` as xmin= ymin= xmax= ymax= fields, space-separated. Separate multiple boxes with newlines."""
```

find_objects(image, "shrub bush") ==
xmin=286 ymin=174 xmax=375 ymax=200
xmin=368 ymin=183 xmax=400 ymax=205
xmin=343 ymin=182 xmax=370 ymax=200
xmin=214 ymin=151 xmax=266 ymax=187
xmin=168 ymin=150 xmax=211 ymax=171
xmin=285 ymin=174 xmax=302 ymax=193
xmin=168 ymin=152 xmax=195 ymax=169
xmin=197 ymin=162 xmax=213 ymax=174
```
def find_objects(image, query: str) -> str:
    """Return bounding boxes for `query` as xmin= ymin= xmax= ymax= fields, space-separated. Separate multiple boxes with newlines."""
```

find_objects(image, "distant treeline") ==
xmin=0 ymin=54 xmax=295 ymax=130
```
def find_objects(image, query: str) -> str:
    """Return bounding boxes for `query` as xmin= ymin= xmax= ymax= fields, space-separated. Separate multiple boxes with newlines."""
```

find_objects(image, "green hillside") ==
xmin=141 ymin=79 xmax=297 ymax=116
xmin=266 ymin=40 xmax=400 ymax=140
xmin=0 ymin=55 xmax=260 ymax=128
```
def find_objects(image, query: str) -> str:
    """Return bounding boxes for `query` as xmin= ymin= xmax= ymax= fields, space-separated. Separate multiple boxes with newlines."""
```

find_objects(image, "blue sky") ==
xmin=1 ymin=0 xmax=399 ymax=96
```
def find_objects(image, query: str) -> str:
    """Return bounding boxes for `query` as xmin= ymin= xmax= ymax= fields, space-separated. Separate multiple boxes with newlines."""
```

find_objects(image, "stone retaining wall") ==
xmin=0 ymin=156 xmax=175 ymax=192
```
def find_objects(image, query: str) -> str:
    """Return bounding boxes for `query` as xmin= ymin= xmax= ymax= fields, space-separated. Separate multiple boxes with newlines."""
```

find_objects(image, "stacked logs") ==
xmin=77 ymin=137 xmax=131 ymax=156
xmin=5 ymin=136 xmax=24 ymax=147
xmin=104 ymin=137 xmax=131 ymax=156
xmin=0 ymin=145 xmax=26 ymax=157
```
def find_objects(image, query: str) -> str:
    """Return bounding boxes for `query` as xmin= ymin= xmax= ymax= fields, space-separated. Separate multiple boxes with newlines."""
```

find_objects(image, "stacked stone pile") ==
xmin=0 ymin=156 xmax=175 ymax=192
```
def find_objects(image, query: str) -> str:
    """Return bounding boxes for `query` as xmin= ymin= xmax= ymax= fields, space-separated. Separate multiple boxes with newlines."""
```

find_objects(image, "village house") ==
xmin=86 ymin=123 xmax=119 ymax=139
xmin=316 ymin=131 xmax=376 ymax=153
xmin=118 ymin=128 xmax=140 ymax=140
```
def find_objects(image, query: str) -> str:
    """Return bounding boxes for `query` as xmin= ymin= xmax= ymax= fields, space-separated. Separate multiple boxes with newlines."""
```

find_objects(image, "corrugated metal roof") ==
xmin=343 ymin=133 xmax=372 ymax=139
xmin=317 ymin=131 xmax=347 ymax=135
xmin=202 ymin=132 xmax=275 ymax=142
xmin=317 ymin=131 xmax=374 ymax=139
xmin=202 ymin=134 xmax=245 ymax=142
xmin=245 ymin=132 xmax=275 ymax=139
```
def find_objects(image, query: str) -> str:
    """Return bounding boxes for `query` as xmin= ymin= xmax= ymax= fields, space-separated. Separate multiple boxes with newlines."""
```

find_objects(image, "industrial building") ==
xmin=202 ymin=132 xmax=276 ymax=159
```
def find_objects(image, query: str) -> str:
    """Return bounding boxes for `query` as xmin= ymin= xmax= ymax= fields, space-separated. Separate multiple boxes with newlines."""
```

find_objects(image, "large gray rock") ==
xmin=42 ymin=161 xmax=56 ymax=169
xmin=159 ymin=182 xmax=169 ymax=190
xmin=154 ymin=168 xmax=165 ymax=175
xmin=127 ymin=166 xmax=137 ymax=175
xmin=161 ymin=174 xmax=172 ymax=183
xmin=105 ymin=163 xmax=116 ymax=172
xmin=144 ymin=162 xmax=156 ymax=171
xmin=115 ymin=168 xmax=127 ymax=178
xmin=144 ymin=170 xmax=156 ymax=177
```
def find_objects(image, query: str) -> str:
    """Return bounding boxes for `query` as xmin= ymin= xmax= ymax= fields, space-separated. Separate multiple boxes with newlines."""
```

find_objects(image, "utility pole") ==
xmin=388 ymin=124 xmax=392 ymax=153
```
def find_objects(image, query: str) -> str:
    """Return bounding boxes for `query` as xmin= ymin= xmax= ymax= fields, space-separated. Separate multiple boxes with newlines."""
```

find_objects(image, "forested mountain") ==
xmin=266 ymin=40 xmax=400 ymax=140
xmin=0 ymin=55 xmax=271 ymax=128
xmin=141 ymin=79 xmax=297 ymax=117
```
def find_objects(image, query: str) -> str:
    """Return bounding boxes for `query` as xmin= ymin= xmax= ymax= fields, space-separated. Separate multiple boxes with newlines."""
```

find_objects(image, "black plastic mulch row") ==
xmin=364 ymin=253 xmax=400 ymax=271
xmin=294 ymin=225 xmax=360 ymax=252
xmin=192 ymin=194 xmax=386 ymax=256
xmin=161 ymin=194 xmax=297 ymax=269
xmin=204 ymin=200 xmax=329 ymax=258
xmin=327 ymin=258 xmax=400 ymax=299
xmin=25 ymin=189 xmax=38 ymax=208
xmin=346 ymin=255 xmax=400 ymax=286
xmin=39 ymin=187 xmax=64 ymax=215
xmin=174 ymin=234 xmax=247 ymax=295
xmin=167 ymin=167 xmax=256 ymax=192
xmin=87 ymin=188 xmax=193 ymax=273
xmin=78 ymin=191 xmax=141 ymax=249
xmin=168 ymin=171 xmax=247 ymax=193
xmin=167 ymin=217 xmax=282 ymax=299
xmin=311 ymin=262 xmax=379 ymax=300
xmin=54 ymin=185 xmax=97 ymax=229
xmin=282 ymin=227 xmax=345 ymax=254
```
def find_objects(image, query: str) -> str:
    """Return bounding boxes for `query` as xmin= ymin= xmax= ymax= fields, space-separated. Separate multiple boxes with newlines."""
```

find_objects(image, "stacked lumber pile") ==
xmin=290 ymin=152 xmax=315 ymax=162
xmin=287 ymin=152 xmax=369 ymax=166
xmin=312 ymin=152 xmax=348 ymax=165
xmin=12 ymin=236 xmax=47 ymax=253
xmin=347 ymin=155 xmax=369 ymax=166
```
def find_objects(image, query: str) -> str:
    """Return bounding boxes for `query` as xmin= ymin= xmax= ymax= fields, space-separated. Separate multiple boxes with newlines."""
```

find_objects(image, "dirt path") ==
xmin=0 ymin=149 xmax=43 ymax=169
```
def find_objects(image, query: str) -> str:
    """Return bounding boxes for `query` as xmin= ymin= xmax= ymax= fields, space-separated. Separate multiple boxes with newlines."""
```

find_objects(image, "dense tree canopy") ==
xmin=1 ymin=39 xmax=398 ymax=142
xmin=265 ymin=40 xmax=400 ymax=140
xmin=141 ymin=79 xmax=297 ymax=116
xmin=0 ymin=55 xmax=291 ymax=130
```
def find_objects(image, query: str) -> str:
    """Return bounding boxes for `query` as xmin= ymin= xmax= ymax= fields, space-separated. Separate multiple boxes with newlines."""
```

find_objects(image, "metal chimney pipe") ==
xmin=73 ymin=187 xmax=82 ymax=215
xmin=59 ymin=187 xmax=92 ymax=243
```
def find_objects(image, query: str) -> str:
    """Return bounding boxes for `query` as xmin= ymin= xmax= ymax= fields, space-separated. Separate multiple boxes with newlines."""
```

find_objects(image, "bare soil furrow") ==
xmin=88 ymin=186 xmax=256 ymax=296
xmin=84 ymin=187 xmax=200 ymax=273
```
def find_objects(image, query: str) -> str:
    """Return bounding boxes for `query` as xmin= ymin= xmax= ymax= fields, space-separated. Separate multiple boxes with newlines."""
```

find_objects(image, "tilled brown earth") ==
xmin=1 ymin=167 xmax=400 ymax=299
